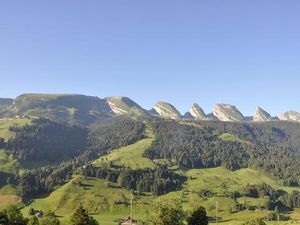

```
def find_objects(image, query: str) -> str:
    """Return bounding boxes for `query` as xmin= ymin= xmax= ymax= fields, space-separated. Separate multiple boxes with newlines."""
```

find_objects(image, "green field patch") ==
xmin=93 ymin=131 xmax=155 ymax=169
xmin=219 ymin=133 xmax=252 ymax=145
xmin=19 ymin=167 xmax=300 ymax=225
xmin=22 ymin=176 xmax=153 ymax=225
xmin=0 ymin=118 xmax=31 ymax=141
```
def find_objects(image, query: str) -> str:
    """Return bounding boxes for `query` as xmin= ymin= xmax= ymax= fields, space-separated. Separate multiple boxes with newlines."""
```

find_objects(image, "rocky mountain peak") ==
xmin=253 ymin=106 xmax=272 ymax=121
xmin=277 ymin=110 xmax=300 ymax=122
xmin=153 ymin=102 xmax=181 ymax=119
xmin=213 ymin=104 xmax=244 ymax=122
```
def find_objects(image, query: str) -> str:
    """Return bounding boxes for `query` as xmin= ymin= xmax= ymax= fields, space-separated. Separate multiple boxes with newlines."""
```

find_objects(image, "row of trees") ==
xmin=81 ymin=165 xmax=185 ymax=195
xmin=0 ymin=205 xmax=98 ymax=225
xmin=149 ymin=201 xmax=208 ymax=225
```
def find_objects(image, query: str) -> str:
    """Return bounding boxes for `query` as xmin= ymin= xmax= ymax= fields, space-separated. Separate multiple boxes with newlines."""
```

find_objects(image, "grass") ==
xmin=0 ymin=118 xmax=31 ymax=141
xmin=2 ymin=124 xmax=300 ymax=224
xmin=20 ymin=167 xmax=300 ymax=225
xmin=0 ymin=195 xmax=21 ymax=209
xmin=159 ymin=167 xmax=300 ymax=222
xmin=0 ymin=149 xmax=22 ymax=174
xmin=0 ymin=118 xmax=31 ymax=206
xmin=219 ymin=133 xmax=252 ymax=145
xmin=0 ymin=185 xmax=20 ymax=210
xmin=93 ymin=131 xmax=155 ymax=169
xmin=22 ymin=176 xmax=153 ymax=225
xmin=0 ymin=118 xmax=31 ymax=174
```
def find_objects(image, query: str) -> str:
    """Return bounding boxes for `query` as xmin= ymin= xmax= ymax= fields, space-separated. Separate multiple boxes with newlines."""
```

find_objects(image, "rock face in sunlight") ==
xmin=213 ymin=104 xmax=244 ymax=122
xmin=106 ymin=96 xmax=148 ymax=117
xmin=278 ymin=110 xmax=300 ymax=122
xmin=152 ymin=102 xmax=182 ymax=119
xmin=188 ymin=103 xmax=207 ymax=119
xmin=253 ymin=106 xmax=273 ymax=121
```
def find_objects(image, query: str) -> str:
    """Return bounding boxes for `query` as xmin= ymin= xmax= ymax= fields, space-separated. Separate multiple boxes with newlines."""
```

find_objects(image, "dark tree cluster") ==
xmin=82 ymin=165 xmax=185 ymax=195
xmin=244 ymin=183 xmax=279 ymax=200
xmin=144 ymin=121 xmax=251 ymax=170
xmin=144 ymin=120 xmax=300 ymax=186
xmin=17 ymin=117 xmax=146 ymax=197
xmin=279 ymin=191 xmax=300 ymax=208
xmin=88 ymin=116 xmax=145 ymax=154
xmin=6 ymin=119 xmax=87 ymax=162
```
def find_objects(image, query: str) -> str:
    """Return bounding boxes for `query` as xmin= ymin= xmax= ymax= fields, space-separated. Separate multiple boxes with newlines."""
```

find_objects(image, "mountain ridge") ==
xmin=1 ymin=93 xmax=300 ymax=123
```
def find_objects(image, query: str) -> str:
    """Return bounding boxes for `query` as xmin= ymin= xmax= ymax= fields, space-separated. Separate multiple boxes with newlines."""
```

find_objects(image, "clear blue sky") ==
xmin=1 ymin=1 xmax=300 ymax=116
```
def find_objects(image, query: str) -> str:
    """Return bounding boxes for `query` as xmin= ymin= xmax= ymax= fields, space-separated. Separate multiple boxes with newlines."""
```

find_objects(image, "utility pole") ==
xmin=130 ymin=192 xmax=133 ymax=225
xmin=215 ymin=201 xmax=218 ymax=224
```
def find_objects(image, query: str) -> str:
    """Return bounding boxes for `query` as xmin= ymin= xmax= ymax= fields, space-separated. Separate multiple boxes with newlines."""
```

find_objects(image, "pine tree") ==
xmin=3 ymin=205 xmax=28 ymax=225
xmin=28 ymin=216 xmax=40 ymax=225
xmin=187 ymin=206 xmax=208 ymax=225
xmin=70 ymin=206 xmax=99 ymax=225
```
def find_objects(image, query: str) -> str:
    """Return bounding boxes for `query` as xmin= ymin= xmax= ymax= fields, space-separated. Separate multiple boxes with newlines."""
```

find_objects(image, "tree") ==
xmin=28 ymin=208 xmax=35 ymax=216
xmin=243 ymin=218 xmax=266 ymax=225
xmin=28 ymin=216 xmax=40 ymax=225
xmin=149 ymin=201 xmax=185 ymax=225
xmin=187 ymin=206 xmax=208 ymax=225
xmin=40 ymin=211 xmax=60 ymax=225
xmin=0 ymin=211 xmax=8 ymax=225
xmin=70 ymin=206 xmax=99 ymax=225
xmin=3 ymin=205 xmax=28 ymax=225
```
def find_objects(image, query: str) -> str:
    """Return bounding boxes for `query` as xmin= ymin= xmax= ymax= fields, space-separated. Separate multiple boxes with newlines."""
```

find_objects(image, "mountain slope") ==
xmin=186 ymin=103 xmax=209 ymax=120
xmin=278 ymin=110 xmax=300 ymax=122
xmin=253 ymin=106 xmax=273 ymax=121
xmin=0 ymin=98 xmax=13 ymax=113
xmin=106 ymin=96 xmax=148 ymax=117
xmin=213 ymin=104 xmax=244 ymax=122
xmin=152 ymin=102 xmax=181 ymax=119
xmin=2 ymin=94 xmax=113 ymax=125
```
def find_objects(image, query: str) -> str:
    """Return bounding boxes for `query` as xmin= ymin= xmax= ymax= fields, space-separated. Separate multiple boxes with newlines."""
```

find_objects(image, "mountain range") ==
xmin=0 ymin=93 xmax=299 ymax=124
xmin=2 ymin=93 xmax=300 ymax=224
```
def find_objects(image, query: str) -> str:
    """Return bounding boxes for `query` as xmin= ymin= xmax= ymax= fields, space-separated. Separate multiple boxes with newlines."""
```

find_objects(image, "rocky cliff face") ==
xmin=213 ymin=104 xmax=244 ymax=122
xmin=253 ymin=106 xmax=273 ymax=121
xmin=153 ymin=102 xmax=181 ymax=119
xmin=188 ymin=103 xmax=207 ymax=120
xmin=2 ymin=93 xmax=300 ymax=123
xmin=107 ymin=96 xmax=147 ymax=117
xmin=277 ymin=111 xmax=300 ymax=122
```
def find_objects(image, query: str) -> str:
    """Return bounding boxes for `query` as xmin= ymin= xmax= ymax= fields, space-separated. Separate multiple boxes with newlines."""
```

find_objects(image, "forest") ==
xmin=1 ymin=116 xmax=300 ymax=216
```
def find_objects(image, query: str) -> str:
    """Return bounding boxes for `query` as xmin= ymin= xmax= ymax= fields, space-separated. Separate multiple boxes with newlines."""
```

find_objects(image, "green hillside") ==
xmin=21 ymin=166 xmax=300 ymax=225
xmin=0 ymin=117 xmax=31 ymax=141
xmin=22 ymin=175 xmax=152 ymax=225
xmin=93 ymin=131 xmax=155 ymax=169
xmin=20 ymin=129 xmax=300 ymax=224
xmin=1 ymin=94 xmax=114 ymax=125
xmin=0 ymin=98 xmax=13 ymax=113
xmin=2 ymin=115 xmax=300 ymax=225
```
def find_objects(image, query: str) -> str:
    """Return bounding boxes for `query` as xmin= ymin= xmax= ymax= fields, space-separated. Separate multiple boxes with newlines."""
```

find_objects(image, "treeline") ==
xmin=0 ymin=205 xmax=98 ymax=225
xmin=88 ymin=116 xmax=145 ymax=153
xmin=81 ymin=165 xmax=185 ymax=195
xmin=16 ymin=116 xmax=146 ymax=197
xmin=196 ymin=120 xmax=300 ymax=150
xmin=144 ymin=120 xmax=300 ymax=186
xmin=144 ymin=120 xmax=251 ymax=170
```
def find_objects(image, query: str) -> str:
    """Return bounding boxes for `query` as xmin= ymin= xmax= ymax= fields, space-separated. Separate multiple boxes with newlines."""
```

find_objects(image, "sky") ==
xmin=0 ymin=1 xmax=300 ymax=116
